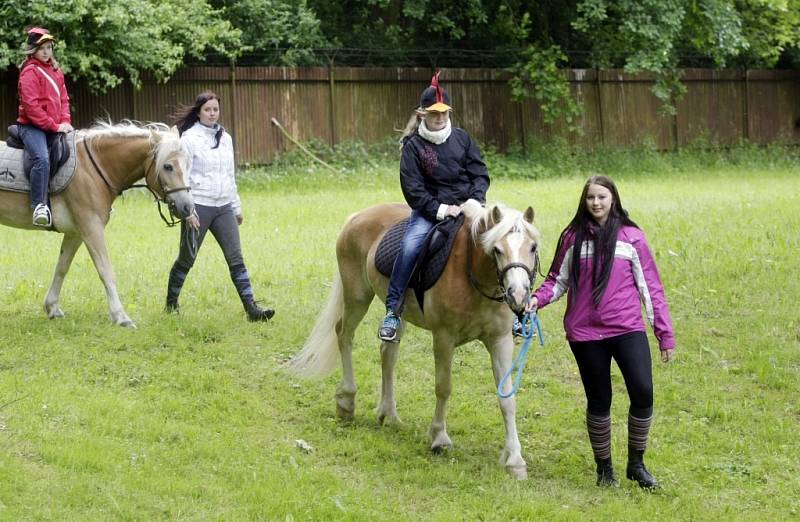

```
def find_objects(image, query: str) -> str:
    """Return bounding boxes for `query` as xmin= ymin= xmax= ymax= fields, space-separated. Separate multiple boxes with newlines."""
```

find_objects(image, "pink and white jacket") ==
xmin=533 ymin=225 xmax=675 ymax=351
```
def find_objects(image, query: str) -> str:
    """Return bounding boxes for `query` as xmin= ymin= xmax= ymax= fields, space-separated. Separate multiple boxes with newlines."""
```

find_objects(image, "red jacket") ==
xmin=17 ymin=57 xmax=71 ymax=133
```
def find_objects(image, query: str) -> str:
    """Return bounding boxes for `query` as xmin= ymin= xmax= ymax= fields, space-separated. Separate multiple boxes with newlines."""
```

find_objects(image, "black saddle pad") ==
xmin=375 ymin=213 xmax=465 ymax=311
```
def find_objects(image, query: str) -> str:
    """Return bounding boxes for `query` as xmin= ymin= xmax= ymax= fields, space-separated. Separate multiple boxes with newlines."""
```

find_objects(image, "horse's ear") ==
xmin=523 ymin=206 xmax=535 ymax=223
xmin=170 ymin=125 xmax=179 ymax=137
xmin=150 ymin=129 xmax=162 ymax=144
xmin=491 ymin=205 xmax=503 ymax=226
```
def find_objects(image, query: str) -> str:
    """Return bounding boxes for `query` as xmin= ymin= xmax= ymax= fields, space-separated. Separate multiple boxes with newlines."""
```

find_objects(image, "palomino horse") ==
xmin=0 ymin=122 xmax=194 ymax=327
xmin=289 ymin=201 xmax=540 ymax=479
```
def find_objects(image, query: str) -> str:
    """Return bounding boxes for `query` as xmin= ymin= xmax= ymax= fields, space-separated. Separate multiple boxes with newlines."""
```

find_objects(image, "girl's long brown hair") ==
xmin=548 ymin=175 xmax=639 ymax=304
xmin=172 ymin=91 xmax=224 ymax=148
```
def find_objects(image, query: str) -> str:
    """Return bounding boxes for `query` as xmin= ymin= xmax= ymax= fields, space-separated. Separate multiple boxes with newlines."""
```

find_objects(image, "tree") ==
xmin=211 ymin=0 xmax=330 ymax=65
xmin=573 ymin=0 xmax=800 ymax=112
xmin=0 ymin=0 xmax=241 ymax=92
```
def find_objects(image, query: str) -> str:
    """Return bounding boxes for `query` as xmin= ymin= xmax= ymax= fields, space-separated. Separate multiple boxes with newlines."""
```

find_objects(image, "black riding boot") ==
xmin=243 ymin=298 xmax=275 ymax=322
xmin=595 ymin=457 xmax=619 ymax=487
xmin=626 ymin=449 xmax=660 ymax=489
xmin=165 ymin=264 xmax=188 ymax=313
xmin=230 ymin=264 xmax=274 ymax=321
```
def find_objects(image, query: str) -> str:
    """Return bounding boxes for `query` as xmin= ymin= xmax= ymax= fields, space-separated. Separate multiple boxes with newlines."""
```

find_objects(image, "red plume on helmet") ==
xmin=418 ymin=70 xmax=452 ymax=112
xmin=431 ymin=70 xmax=444 ymax=103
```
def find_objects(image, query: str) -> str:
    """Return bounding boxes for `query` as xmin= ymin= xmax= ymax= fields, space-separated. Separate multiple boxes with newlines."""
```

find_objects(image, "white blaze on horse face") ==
xmin=157 ymin=138 xmax=194 ymax=218
xmin=501 ymin=232 xmax=532 ymax=310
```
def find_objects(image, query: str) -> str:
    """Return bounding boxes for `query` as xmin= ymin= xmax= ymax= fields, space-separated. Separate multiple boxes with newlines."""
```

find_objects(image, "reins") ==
xmin=466 ymin=235 xmax=505 ymax=302
xmin=82 ymin=135 xmax=189 ymax=227
xmin=82 ymin=138 xmax=119 ymax=196
xmin=497 ymin=312 xmax=545 ymax=398
xmin=463 ymin=218 xmax=546 ymax=399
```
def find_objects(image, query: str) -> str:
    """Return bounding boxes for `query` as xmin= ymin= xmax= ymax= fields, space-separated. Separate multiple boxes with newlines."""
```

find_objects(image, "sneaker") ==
xmin=512 ymin=316 xmax=524 ymax=337
xmin=32 ymin=204 xmax=52 ymax=227
xmin=378 ymin=310 xmax=401 ymax=342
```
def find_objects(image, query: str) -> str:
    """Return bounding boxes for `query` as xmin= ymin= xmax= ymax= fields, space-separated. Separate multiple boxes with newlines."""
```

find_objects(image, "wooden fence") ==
xmin=2 ymin=67 xmax=799 ymax=165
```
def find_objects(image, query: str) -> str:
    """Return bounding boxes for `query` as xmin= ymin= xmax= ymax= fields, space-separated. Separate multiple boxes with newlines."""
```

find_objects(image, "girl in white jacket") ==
xmin=165 ymin=91 xmax=274 ymax=321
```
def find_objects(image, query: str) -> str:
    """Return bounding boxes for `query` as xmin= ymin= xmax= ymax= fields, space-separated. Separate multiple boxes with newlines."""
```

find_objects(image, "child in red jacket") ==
xmin=17 ymin=27 xmax=73 ymax=227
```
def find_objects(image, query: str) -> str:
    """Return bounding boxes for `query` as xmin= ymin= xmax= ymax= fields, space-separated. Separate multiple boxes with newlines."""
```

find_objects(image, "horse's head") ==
xmin=466 ymin=203 xmax=540 ymax=314
xmin=147 ymin=127 xmax=194 ymax=220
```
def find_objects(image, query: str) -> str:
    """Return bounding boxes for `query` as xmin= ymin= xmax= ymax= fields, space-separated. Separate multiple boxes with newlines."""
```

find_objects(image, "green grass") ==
xmin=0 ymin=161 xmax=798 ymax=520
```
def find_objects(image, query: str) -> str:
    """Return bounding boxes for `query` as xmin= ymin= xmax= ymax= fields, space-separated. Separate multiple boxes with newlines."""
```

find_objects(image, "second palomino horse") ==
xmin=289 ymin=201 xmax=540 ymax=479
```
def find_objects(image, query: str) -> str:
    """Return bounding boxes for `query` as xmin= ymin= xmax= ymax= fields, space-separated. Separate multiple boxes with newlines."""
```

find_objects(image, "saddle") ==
xmin=375 ymin=213 xmax=465 ymax=312
xmin=6 ymin=124 xmax=71 ymax=182
xmin=1 ymin=125 xmax=77 ymax=195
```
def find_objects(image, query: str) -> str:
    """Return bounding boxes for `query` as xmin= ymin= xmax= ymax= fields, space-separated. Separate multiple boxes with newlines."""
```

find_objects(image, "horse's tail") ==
xmin=286 ymin=270 xmax=344 ymax=378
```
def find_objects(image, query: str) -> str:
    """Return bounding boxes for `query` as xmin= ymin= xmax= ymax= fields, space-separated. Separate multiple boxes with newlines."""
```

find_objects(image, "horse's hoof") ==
xmin=377 ymin=411 xmax=402 ymax=425
xmin=336 ymin=404 xmax=355 ymax=421
xmin=119 ymin=320 xmax=137 ymax=329
xmin=506 ymin=464 xmax=528 ymax=480
xmin=45 ymin=303 xmax=64 ymax=318
xmin=431 ymin=443 xmax=453 ymax=454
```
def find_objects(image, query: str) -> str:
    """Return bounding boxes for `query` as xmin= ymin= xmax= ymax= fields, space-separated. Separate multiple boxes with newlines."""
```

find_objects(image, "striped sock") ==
xmin=628 ymin=413 xmax=653 ymax=452
xmin=586 ymin=412 xmax=612 ymax=460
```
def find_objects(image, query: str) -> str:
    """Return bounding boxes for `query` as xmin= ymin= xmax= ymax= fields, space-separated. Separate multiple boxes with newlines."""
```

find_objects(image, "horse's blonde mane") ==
xmin=464 ymin=202 xmax=540 ymax=253
xmin=84 ymin=120 xmax=186 ymax=174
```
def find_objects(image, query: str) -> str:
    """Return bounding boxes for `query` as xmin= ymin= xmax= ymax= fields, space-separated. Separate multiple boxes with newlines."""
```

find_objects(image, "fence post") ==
xmin=742 ymin=69 xmax=750 ymax=142
xmin=131 ymin=81 xmax=138 ymax=122
xmin=595 ymin=67 xmax=605 ymax=147
xmin=229 ymin=59 xmax=238 ymax=145
xmin=671 ymin=95 xmax=679 ymax=151
xmin=518 ymin=99 xmax=527 ymax=155
xmin=328 ymin=57 xmax=337 ymax=147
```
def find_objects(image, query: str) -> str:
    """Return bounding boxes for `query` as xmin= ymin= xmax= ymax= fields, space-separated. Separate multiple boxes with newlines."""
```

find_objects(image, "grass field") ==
xmin=0 ymin=162 xmax=798 ymax=520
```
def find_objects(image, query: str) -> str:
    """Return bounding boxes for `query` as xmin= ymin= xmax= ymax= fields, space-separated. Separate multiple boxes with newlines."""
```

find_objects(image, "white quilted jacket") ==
xmin=181 ymin=122 xmax=242 ymax=215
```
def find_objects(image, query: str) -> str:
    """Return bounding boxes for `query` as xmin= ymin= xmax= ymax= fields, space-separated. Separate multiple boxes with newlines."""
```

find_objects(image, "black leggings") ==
xmin=569 ymin=331 xmax=653 ymax=419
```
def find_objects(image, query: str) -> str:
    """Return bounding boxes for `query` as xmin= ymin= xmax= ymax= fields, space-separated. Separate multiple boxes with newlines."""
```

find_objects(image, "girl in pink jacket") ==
xmin=528 ymin=174 xmax=675 ymax=489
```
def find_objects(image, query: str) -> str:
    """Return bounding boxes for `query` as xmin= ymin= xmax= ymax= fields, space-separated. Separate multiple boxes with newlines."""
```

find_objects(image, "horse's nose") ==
xmin=171 ymin=198 xmax=193 ymax=218
xmin=179 ymin=201 xmax=194 ymax=218
xmin=506 ymin=282 xmax=530 ymax=312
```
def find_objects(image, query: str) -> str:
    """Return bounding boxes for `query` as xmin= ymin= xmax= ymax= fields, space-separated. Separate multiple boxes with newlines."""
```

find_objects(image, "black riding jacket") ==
xmin=399 ymin=128 xmax=490 ymax=222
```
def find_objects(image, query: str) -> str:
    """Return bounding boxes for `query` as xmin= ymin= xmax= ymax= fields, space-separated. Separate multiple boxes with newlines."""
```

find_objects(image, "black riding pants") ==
xmin=167 ymin=203 xmax=254 ymax=303
xmin=569 ymin=331 xmax=654 ymax=419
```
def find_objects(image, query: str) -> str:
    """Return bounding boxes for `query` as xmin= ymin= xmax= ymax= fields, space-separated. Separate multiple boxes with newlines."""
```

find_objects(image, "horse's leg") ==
xmin=488 ymin=333 xmax=529 ymax=480
xmin=43 ymin=233 xmax=83 ymax=319
xmin=429 ymin=331 xmax=455 ymax=452
xmin=79 ymin=219 xmax=135 ymax=327
xmin=335 ymin=284 xmax=372 ymax=420
xmin=377 ymin=320 xmax=405 ymax=425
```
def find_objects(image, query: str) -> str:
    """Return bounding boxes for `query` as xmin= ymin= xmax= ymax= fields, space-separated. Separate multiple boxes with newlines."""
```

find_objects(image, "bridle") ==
xmin=82 ymin=136 xmax=190 ymax=227
xmin=467 ymin=231 xmax=542 ymax=304
xmin=139 ymin=152 xmax=191 ymax=227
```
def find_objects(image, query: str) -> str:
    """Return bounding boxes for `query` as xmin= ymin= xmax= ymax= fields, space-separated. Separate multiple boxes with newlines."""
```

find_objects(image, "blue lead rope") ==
xmin=497 ymin=312 xmax=544 ymax=399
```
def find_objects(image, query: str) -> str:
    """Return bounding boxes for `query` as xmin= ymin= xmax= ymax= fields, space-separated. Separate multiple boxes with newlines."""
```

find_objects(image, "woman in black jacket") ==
xmin=378 ymin=72 xmax=490 ymax=342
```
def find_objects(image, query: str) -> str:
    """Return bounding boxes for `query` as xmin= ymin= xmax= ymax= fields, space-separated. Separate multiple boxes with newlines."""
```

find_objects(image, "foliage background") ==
xmin=2 ymin=1 xmax=799 ymax=114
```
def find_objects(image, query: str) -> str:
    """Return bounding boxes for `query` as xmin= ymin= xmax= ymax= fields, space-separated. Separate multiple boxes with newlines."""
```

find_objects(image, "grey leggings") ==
xmin=167 ymin=203 xmax=254 ymax=303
